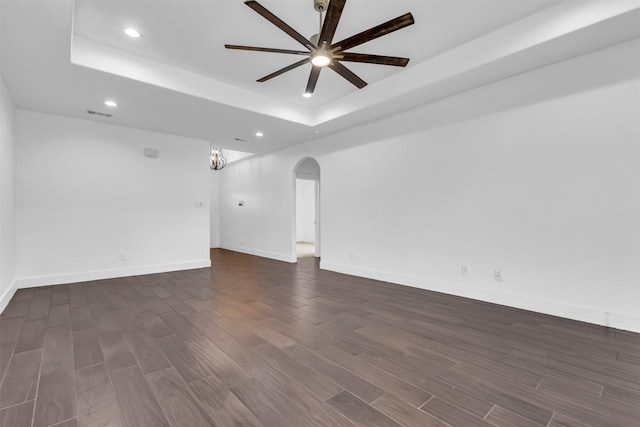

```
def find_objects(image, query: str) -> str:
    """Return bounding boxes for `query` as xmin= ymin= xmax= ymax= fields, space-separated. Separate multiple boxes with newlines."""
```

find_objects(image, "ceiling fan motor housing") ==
xmin=314 ymin=0 xmax=329 ymax=12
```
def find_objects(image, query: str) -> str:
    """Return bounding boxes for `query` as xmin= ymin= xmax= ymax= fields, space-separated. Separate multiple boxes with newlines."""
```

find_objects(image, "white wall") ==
xmin=0 ymin=78 xmax=17 ymax=312
xmin=210 ymin=170 xmax=220 ymax=248
xmin=296 ymin=179 xmax=315 ymax=243
xmin=15 ymin=110 xmax=211 ymax=287
xmin=219 ymin=40 xmax=640 ymax=332
xmin=220 ymin=152 xmax=297 ymax=261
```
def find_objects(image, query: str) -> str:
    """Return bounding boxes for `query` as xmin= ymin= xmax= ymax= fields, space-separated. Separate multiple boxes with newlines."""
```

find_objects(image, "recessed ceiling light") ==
xmin=124 ymin=28 xmax=142 ymax=38
xmin=104 ymin=100 xmax=118 ymax=107
xmin=303 ymin=92 xmax=312 ymax=98
xmin=255 ymin=132 xmax=264 ymax=137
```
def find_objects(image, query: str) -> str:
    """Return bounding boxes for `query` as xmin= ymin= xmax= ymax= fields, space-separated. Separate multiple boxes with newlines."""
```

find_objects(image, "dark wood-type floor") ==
xmin=1 ymin=249 xmax=639 ymax=427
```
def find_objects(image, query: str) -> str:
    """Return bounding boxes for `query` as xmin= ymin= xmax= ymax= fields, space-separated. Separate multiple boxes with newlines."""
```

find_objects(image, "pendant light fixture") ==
xmin=210 ymin=147 xmax=227 ymax=170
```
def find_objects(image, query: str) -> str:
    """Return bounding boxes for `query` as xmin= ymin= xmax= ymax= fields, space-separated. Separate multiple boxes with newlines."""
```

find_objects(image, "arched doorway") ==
xmin=293 ymin=157 xmax=320 ymax=261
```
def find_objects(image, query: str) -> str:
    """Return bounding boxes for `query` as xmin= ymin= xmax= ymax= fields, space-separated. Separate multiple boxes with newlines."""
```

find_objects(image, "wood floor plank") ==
xmin=358 ymin=350 xmax=494 ymax=418
xmin=97 ymin=325 xmax=138 ymax=374
xmin=188 ymin=335 xmax=249 ymax=386
xmin=159 ymin=311 xmax=202 ymax=339
xmin=189 ymin=373 xmax=266 ymax=427
xmin=229 ymin=378 xmax=298 ymax=427
xmin=0 ymin=316 xmax=24 ymax=346
xmin=43 ymin=324 xmax=73 ymax=365
xmin=0 ymin=399 xmax=35 ymax=427
xmin=47 ymin=304 xmax=71 ymax=327
xmin=156 ymin=334 xmax=247 ymax=385
xmin=485 ymin=405 xmax=543 ymax=427
xmin=235 ymin=376 xmax=357 ymax=427
xmin=112 ymin=308 xmax=144 ymax=333
xmin=33 ymin=357 xmax=76 ymax=427
xmin=51 ymin=419 xmax=77 ymax=427
xmin=317 ymin=345 xmax=432 ymax=408
xmin=14 ymin=319 xmax=46 ymax=353
xmin=34 ymin=323 xmax=75 ymax=426
xmin=0 ymin=348 xmax=42 ymax=408
xmin=146 ymin=367 xmax=216 ymax=427
xmin=372 ymin=394 xmax=449 ymax=427
xmin=283 ymin=344 xmax=385 ymax=403
xmin=136 ymin=310 xmax=173 ymax=338
xmin=547 ymin=413 xmax=591 ymax=427
xmin=70 ymin=307 xmax=94 ymax=332
xmin=75 ymin=363 xmax=123 ymax=427
xmin=326 ymin=390 xmax=402 ymax=427
xmin=51 ymin=289 xmax=70 ymax=306
xmin=68 ymin=285 xmax=89 ymax=309
xmin=155 ymin=333 xmax=217 ymax=382
xmin=2 ymin=298 xmax=31 ymax=318
xmin=251 ymin=342 xmax=342 ymax=401
xmin=110 ymin=365 xmax=170 ymax=427
xmin=72 ymin=329 xmax=104 ymax=370
xmin=32 ymin=287 xmax=53 ymax=302
xmin=210 ymin=315 xmax=266 ymax=348
xmin=25 ymin=299 xmax=51 ymax=322
xmin=420 ymin=397 xmax=494 ymax=427
xmin=181 ymin=311 xmax=230 ymax=342
xmin=0 ymin=343 xmax=14 ymax=382
xmin=126 ymin=330 xmax=171 ymax=375
xmin=214 ymin=338 xmax=262 ymax=376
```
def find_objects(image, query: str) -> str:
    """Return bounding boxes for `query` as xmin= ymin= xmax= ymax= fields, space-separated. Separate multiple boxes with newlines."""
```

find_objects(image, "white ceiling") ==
xmin=2 ymin=0 xmax=640 ymax=155
xmin=72 ymin=0 xmax=556 ymax=106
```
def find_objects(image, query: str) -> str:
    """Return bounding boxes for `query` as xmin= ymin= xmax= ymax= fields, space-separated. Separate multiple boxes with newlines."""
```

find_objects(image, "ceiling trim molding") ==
xmin=70 ymin=1 xmax=640 ymax=130
xmin=70 ymin=35 xmax=315 ymax=126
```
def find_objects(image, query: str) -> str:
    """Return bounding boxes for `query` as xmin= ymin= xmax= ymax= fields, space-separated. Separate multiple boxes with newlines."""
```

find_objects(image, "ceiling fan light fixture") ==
xmin=311 ymin=52 xmax=331 ymax=67
xmin=124 ymin=28 xmax=142 ymax=38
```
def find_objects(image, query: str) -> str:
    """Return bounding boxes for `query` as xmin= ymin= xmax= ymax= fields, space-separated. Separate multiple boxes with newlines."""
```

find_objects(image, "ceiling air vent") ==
xmin=234 ymin=138 xmax=248 ymax=142
xmin=87 ymin=110 xmax=113 ymax=118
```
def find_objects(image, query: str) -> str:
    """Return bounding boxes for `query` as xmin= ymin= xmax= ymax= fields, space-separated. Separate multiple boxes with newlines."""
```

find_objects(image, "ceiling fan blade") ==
xmin=340 ymin=52 xmax=409 ymax=67
xmin=329 ymin=61 xmax=367 ymax=89
xmin=257 ymin=58 xmax=310 ymax=82
xmin=305 ymin=66 xmax=322 ymax=95
xmin=318 ymin=0 xmax=346 ymax=46
xmin=245 ymin=0 xmax=313 ymax=49
xmin=225 ymin=44 xmax=309 ymax=56
xmin=331 ymin=12 xmax=414 ymax=52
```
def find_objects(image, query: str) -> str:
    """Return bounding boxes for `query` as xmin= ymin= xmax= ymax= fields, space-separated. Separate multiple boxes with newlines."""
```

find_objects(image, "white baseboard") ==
xmin=14 ymin=259 xmax=212 ymax=289
xmin=221 ymin=244 xmax=296 ymax=263
xmin=320 ymin=261 xmax=640 ymax=333
xmin=0 ymin=279 xmax=18 ymax=315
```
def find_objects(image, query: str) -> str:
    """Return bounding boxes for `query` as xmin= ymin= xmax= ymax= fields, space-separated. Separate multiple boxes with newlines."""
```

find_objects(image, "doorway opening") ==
xmin=293 ymin=158 xmax=320 ymax=260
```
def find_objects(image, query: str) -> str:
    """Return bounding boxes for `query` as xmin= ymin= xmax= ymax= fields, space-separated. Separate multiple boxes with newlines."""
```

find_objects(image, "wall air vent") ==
xmin=87 ymin=110 xmax=113 ymax=118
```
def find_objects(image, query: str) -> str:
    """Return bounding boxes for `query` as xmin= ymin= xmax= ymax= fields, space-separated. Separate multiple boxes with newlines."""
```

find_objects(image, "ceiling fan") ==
xmin=225 ymin=0 xmax=415 ymax=95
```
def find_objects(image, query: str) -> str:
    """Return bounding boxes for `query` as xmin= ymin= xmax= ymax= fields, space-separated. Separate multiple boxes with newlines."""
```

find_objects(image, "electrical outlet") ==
xmin=494 ymin=268 xmax=503 ymax=281
xmin=119 ymin=253 xmax=125 ymax=262
xmin=239 ymin=237 xmax=243 ymax=244
xmin=461 ymin=265 xmax=469 ymax=276
xmin=349 ymin=252 xmax=354 ymax=260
